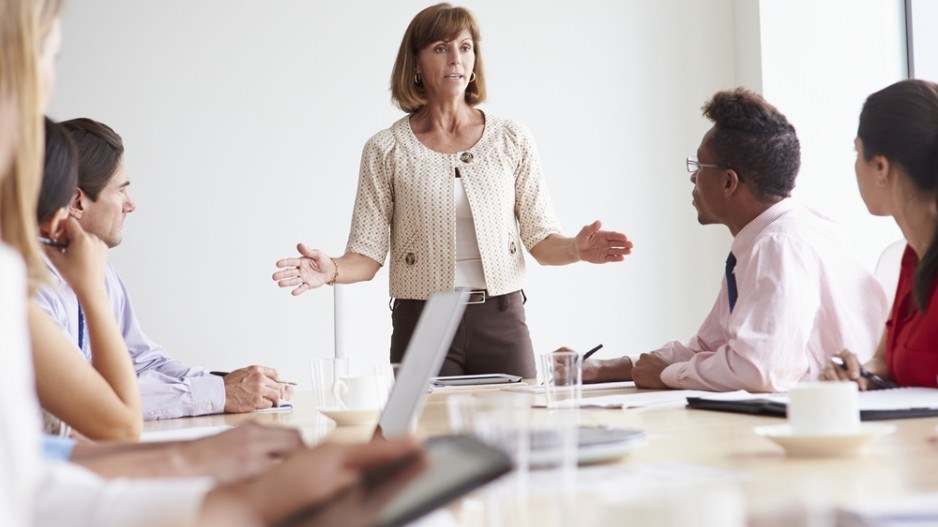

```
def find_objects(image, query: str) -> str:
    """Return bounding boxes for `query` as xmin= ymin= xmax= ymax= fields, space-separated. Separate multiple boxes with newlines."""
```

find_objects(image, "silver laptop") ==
xmin=377 ymin=289 xmax=468 ymax=438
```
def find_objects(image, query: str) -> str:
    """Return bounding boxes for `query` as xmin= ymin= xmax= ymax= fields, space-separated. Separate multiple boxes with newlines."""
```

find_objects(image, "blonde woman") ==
xmin=1 ymin=1 xmax=422 ymax=526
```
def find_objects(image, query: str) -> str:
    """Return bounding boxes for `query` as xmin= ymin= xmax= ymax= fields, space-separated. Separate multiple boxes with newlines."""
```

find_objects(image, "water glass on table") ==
xmin=539 ymin=351 xmax=583 ymax=410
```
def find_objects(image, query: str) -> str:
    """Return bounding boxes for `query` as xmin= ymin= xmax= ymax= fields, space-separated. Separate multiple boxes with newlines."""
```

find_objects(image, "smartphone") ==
xmin=432 ymin=373 xmax=523 ymax=386
xmin=277 ymin=435 xmax=512 ymax=527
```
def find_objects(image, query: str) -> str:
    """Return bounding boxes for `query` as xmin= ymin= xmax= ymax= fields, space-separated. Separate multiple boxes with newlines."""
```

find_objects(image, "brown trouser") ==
xmin=389 ymin=290 xmax=536 ymax=378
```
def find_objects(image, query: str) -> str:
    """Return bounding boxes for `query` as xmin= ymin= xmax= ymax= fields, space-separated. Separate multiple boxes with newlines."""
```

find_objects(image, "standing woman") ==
xmin=273 ymin=3 xmax=633 ymax=377
xmin=821 ymin=79 xmax=938 ymax=388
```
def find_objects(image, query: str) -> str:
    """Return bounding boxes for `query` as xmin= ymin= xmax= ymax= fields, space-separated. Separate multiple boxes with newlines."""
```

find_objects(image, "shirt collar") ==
xmin=41 ymin=253 xmax=66 ymax=283
xmin=731 ymin=198 xmax=796 ymax=256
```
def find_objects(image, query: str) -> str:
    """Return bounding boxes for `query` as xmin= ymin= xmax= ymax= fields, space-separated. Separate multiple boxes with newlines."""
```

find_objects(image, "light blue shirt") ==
xmin=34 ymin=260 xmax=226 ymax=419
xmin=41 ymin=435 xmax=76 ymax=461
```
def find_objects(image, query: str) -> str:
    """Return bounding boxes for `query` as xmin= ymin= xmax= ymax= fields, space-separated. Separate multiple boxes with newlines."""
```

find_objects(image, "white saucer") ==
xmin=754 ymin=423 xmax=896 ymax=457
xmin=318 ymin=407 xmax=380 ymax=426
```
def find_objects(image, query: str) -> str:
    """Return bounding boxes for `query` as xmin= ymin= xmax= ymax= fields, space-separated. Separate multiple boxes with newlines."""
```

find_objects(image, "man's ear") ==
xmin=68 ymin=188 xmax=84 ymax=219
xmin=723 ymin=169 xmax=741 ymax=195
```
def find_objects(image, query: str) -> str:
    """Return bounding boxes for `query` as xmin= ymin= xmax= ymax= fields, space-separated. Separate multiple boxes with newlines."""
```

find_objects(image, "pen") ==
xmin=39 ymin=236 xmax=68 ymax=250
xmin=582 ymin=344 xmax=603 ymax=361
xmin=830 ymin=357 xmax=898 ymax=389
xmin=209 ymin=371 xmax=297 ymax=386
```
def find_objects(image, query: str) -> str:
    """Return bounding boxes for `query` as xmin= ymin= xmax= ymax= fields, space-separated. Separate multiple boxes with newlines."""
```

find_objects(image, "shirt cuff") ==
xmin=95 ymin=477 xmax=213 ymax=527
xmin=42 ymin=435 xmax=76 ymax=462
xmin=190 ymin=374 xmax=226 ymax=416
xmin=653 ymin=341 xmax=697 ymax=364
xmin=660 ymin=363 xmax=685 ymax=389
xmin=41 ymin=464 xmax=213 ymax=527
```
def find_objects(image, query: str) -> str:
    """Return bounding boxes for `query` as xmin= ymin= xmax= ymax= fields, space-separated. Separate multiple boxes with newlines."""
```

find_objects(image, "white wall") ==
xmin=909 ymin=0 xmax=938 ymax=82
xmin=756 ymin=0 xmax=906 ymax=271
xmin=48 ymin=0 xmax=905 ymax=389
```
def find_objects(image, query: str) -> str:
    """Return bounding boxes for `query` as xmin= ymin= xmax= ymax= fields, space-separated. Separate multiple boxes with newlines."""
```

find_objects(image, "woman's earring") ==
xmin=468 ymin=71 xmax=477 ymax=83
xmin=414 ymin=73 xmax=422 ymax=85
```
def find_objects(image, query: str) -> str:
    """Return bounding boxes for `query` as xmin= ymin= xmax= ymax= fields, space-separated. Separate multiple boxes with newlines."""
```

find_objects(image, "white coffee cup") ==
xmin=787 ymin=381 xmax=860 ymax=436
xmin=333 ymin=374 xmax=383 ymax=411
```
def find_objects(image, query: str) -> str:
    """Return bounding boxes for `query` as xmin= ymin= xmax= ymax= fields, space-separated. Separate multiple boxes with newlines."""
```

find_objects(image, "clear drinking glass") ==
xmin=538 ymin=351 xmax=582 ymax=410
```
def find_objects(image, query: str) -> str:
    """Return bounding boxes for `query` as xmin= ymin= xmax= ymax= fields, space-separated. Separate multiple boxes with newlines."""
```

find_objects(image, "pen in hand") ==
xmin=210 ymin=370 xmax=297 ymax=386
xmin=39 ymin=236 xmax=68 ymax=250
xmin=830 ymin=357 xmax=898 ymax=389
xmin=582 ymin=344 xmax=603 ymax=361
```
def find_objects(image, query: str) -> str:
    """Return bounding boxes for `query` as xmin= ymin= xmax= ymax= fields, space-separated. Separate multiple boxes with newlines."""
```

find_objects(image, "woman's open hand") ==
xmin=272 ymin=243 xmax=336 ymax=296
xmin=575 ymin=220 xmax=633 ymax=263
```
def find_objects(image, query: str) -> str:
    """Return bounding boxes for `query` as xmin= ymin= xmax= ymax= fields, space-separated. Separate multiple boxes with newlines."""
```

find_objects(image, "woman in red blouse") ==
xmin=821 ymin=79 xmax=938 ymax=389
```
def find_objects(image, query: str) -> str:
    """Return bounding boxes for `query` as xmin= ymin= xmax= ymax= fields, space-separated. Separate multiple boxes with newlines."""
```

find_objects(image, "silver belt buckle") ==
xmin=466 ymin=290 xmax=486 ymax=304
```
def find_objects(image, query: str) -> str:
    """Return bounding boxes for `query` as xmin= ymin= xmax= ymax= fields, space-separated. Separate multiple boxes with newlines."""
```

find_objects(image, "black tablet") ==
xmin=278 ymin=434 xmax=513 ymax=527
xmin=432 ymin=373 xmax=523 ymax=386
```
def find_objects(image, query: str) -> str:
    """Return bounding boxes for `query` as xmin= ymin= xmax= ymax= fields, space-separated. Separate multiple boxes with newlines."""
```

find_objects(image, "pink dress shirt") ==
xmin=656 ymin=200 xmax=889 ymax=392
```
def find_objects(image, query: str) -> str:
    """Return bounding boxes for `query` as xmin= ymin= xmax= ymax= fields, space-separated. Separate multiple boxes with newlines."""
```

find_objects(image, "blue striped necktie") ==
xmin=726 ymin=252 xmax=738 ymax=312
xmin=78 ymin=303 xmax=87 ymax=352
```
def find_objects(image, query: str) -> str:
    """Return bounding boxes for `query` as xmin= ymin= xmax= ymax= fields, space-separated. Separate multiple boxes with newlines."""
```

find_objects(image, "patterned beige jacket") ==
xmin=345 ymin=111 xmax=563 ymax=300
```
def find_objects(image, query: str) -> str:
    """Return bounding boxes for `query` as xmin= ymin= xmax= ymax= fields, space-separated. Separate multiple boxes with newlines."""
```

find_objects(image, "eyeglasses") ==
xmin=686 ymin=157 xmax=725 ymax=173
xmin=686 ymin=156 xmax=744 ymax=181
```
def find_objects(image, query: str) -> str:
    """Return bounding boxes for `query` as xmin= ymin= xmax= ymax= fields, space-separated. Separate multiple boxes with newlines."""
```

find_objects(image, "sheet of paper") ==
xmin=566 ymin=389 xmax=758 ymax=409
xmin=838 ymin=492 xmax=938 ymax=526
xmin=855 ymin=387 xmax=938 ymax=410
xmin=502 ymin=381 xmax=636 ymax=394
xmin=141 ymin=425 xmax=233 ymax=442
xmin=524 ymin=461 xmax=744 ymax=496
xmin=251 ymin=401 xmax=294 ymax=413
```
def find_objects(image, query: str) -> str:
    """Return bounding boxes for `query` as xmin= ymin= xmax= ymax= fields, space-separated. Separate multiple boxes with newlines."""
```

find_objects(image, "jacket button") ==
xmin=459 ymin=152 xmax=474 ymax=164
xmin=509 ymin=241 xmax=517 ymax=255
xmin=405 ymin=252 xmax=416 ymax=265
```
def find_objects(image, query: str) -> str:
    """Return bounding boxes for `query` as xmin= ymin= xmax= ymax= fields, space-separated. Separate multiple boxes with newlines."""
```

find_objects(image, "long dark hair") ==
xmin=37 ymin=117 xmax=78 ymax=224
xmin=858 ymin=79 xmax=938 ymax=311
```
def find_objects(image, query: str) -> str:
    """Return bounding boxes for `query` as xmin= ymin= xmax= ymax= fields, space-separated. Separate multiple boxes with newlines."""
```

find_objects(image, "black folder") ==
xmin=685 ymin=396 xmax=938 ymax=421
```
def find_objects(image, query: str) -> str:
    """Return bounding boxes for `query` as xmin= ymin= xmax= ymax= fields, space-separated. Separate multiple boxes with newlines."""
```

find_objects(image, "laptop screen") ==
xmin=377 ymin=289 xmax=468 ymax=438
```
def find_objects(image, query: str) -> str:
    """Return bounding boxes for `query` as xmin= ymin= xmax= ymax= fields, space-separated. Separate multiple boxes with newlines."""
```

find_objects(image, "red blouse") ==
xmin=885 ymin=245 xmax=938 ymax=388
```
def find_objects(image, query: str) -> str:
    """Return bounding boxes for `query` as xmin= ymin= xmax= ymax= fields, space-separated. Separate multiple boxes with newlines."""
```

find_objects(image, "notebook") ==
xmin=377 ymin=289 xmax=469 ymax=438
xmin=686 ymin=387 xmax=938 ymax=421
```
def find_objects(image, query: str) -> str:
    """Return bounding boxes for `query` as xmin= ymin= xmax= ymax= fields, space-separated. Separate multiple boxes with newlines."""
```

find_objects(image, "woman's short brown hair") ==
xmin=390 ymin=3 xmax=486 ymax=113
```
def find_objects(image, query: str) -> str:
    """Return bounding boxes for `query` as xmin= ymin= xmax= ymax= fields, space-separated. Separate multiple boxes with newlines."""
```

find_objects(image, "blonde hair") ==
xmin=0 ymin=0 xmax=62 ymax=292
xmin=390 ymin=3 xmax=486 ymax=113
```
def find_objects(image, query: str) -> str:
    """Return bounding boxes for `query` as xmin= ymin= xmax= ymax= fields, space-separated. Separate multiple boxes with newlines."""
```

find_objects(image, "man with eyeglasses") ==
xmin=578 ymin=88 xmax=888 ymax=392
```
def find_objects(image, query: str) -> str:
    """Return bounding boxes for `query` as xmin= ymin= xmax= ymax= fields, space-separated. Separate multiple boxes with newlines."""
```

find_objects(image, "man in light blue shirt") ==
xmin=34 ymin=118 xmax=288 ymax=419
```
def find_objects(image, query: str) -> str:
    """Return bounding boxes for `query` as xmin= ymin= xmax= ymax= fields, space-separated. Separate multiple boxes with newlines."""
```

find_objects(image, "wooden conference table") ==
xmin=142 ymin=384 xmax=938 ymax=525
